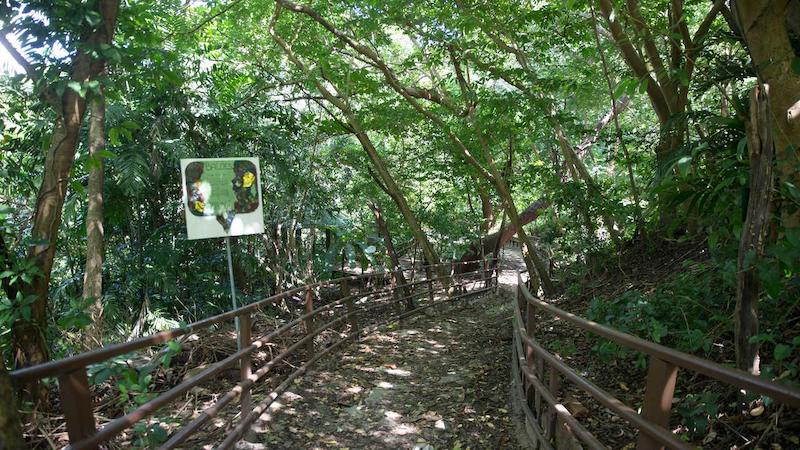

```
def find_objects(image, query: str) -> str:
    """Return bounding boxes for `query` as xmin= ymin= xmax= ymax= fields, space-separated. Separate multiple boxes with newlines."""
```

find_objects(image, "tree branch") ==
xmin=0 ymin=31 xmax=37 ymax=81
xmin=598 ymin=0 xmax=672 ymax=123
xmin=275 ymin=0 xmax=494 ymax=182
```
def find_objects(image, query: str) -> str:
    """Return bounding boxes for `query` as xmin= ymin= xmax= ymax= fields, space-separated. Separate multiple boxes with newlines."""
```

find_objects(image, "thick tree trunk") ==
xmin=0 ymin=366 xmax=24 ymax=449
xmin=13 ymin=0 xmax=120 ymax=370
xmin=735 ymin=85 xmax=774 ymax=375
xmin=734 ymin=0 xmax=800 ymax=228
xmin=82 ymin=95 xmax=106 ymax=348
xmin=477 ymin=184 xmax=495 ymax=233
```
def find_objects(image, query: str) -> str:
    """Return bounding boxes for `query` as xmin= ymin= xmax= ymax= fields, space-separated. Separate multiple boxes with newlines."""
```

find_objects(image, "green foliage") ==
xmin=677 ymin=392 xmax=720 ymax=437
xmin=587 ymin=262 xmax=734 ymax=356
xmin=88 ymin=340 xmax=181 ymax=409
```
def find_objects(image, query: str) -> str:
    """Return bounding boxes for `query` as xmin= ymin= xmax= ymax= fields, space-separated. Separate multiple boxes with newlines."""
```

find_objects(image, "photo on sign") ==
xmin=180 ymin=157 xmax=265 ymax=240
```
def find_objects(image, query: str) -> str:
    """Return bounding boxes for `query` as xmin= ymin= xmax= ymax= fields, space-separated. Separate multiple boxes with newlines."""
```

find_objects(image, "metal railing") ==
xmin=511 ymin=271 xmax=800 ymax=450
xmin=10 ymin=259 xmax=498 ymax=449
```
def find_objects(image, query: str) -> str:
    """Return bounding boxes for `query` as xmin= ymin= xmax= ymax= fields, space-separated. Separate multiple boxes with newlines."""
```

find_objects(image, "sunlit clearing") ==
xmin=346 ymin=385 xmax=364 ymax=394
xmin=416 ymin=346 xmax=439 ymax=355
xmin=390 ymin=423 xmax=419 ymax=435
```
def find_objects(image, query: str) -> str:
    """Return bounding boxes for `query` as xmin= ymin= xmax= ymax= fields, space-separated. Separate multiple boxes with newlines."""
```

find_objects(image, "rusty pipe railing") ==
xmin=512 ymin=271 xmax=800 ymax=450
xmin=11 ymin=258 xmax=497 ymax=449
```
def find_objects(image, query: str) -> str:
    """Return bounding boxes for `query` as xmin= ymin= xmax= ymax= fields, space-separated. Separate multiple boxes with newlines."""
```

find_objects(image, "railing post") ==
xmin=59 ymin=368 xmax=97 ymax=450
xmin=341 ymin=279 xmax=358 ymax=332
xmin=515 ymin=272 xmax=523 ymax=313
xmin=545 ymin=365 xmax=561 ymax=440
xmin=239 ymin=312 xmax=252 ymax=413
xmin=304 ymin=287 xmax=315 ymax=357
xmin=636 ymin=356 xmax=679 ymax=450
xmin=525 ymin=295 xmax=536 ymax=406
xmin=425 ymin=265 xmax=434 ymax=302
xmin=401 ymin=268 xmax=415 ymax=310
xmin=390 ymin=271 xmax=398 ymax=301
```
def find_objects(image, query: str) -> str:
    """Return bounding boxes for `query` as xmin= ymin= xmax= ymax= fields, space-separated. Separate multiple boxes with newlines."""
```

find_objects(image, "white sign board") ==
xmin=180 ymin=157 xmax=265 ymax=240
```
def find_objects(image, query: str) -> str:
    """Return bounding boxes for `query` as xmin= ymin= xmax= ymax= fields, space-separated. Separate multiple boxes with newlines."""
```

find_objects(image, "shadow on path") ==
xmin=239 ymin=260 xmax=525 ymax=449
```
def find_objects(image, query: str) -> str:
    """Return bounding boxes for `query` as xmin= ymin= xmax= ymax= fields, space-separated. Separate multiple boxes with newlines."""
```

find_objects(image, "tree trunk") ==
xmin=82 ymin=94 xmax=106 ymax=348
xmin=460 ymin=198 xmax=550 ymax=264
xmin=268 ymin=21 xmax=444 ymax=279
xmin=477 ymin=184 xmax=495 ymax=233
xmin=13 ymin=0 xmax=120 ymax=370
xmin=0 ymin=366 xmax=24 ymax=450
xmin=735 ymin=85 xmax=774 ymax=375
xmin=491 ymin=175 xmax=555 ymax=296
xmin=733 ymin=0 xmax=800 ymax=228
xmin=368 ymin=202 xmax=412 ymax=305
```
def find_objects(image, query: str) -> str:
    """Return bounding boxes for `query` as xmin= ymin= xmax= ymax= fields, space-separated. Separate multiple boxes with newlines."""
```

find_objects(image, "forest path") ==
xmin=237 ymin=253 xmax=525 ymax=449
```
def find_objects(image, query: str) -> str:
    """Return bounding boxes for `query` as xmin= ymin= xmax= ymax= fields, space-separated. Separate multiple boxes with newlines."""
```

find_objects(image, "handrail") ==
xmin=518 ymin=275 xmax=800 ymax=407
xmin=512 ymin=270 xmax=800 ymax=449
xmin=511 ymin=328 xmax=605 ymax=450
xmin=11 ymin=259 xmax=495 ymax=382
xmin=13 ymin=258 xmax=498 ymax=450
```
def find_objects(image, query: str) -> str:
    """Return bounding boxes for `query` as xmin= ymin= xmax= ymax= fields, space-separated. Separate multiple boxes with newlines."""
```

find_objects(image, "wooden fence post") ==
xmin=525 ymin=298 xmax=536 ymax=406
xmin=304 ymin=287 xmax=315 ymax=357
xmin=341 ymin=279 xmax=358 ymax=332
xmin=425 ymin=265 xmax=434 ymax=302
xmin=239 ymin=313 xmax=252 ymax=413
xmin=59 ymin=368 xmax=97 ymax=449
xmin=636 ymin=357 xmax=678 ymax=450
xmin=546 ymin=365 xmax=562 ymax=440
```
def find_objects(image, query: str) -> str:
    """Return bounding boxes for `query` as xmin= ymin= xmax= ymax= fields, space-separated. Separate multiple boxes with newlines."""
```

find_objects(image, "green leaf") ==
xmin=67 ymin=81 xmax=86 ymax=97
xmin=93 ymin=368 xmax=113 ymax=384
xmin=98 ymin=149 xmax=117 ymax=159
xmin=167 ymin=340 xmax=181 ymax=352
xmin=21 ymin=305 xmax=31 ymax=321
xmin=737 ymin=137 xmax=748 ymax=158
xmin=774 ymin=344 xmax=793 ymax=361
xmin=637 ymin=77 xmax=649 ymax=94
xmin=676 ymin=155 xmax=692 ymax=177
xmin=673 ymin=68 xmax=689 ymax=87
xmin=85 ymin=11 xmax=102 ymax=26
xmin=109 ymin=128 xmax=121 ymax=146
xmin=121 ymin=120 xmax=141 ymax=130
xmin=792 ymin=58 xmax=800 ymax=75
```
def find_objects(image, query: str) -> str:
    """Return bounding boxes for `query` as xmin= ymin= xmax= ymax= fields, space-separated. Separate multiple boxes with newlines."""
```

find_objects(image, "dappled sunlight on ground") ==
xmin=238 ymin=266 xmax=523 ymax=449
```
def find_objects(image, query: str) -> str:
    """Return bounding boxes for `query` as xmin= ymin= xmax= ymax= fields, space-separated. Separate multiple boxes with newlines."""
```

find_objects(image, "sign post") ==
xmin=225 ymin=236 xmax=239 ymax=341
xmin=180 ymin=157 xmax=265 ymax=349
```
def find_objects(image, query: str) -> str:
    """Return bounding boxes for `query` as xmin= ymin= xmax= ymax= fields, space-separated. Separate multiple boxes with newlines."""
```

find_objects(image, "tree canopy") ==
xmin=1 ymin=0 xmax=799 ymax=447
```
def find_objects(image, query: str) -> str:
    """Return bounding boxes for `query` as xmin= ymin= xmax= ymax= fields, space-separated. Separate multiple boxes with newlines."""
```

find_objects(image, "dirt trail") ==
xmin=237 ymin=256 xmax=526 ymax=449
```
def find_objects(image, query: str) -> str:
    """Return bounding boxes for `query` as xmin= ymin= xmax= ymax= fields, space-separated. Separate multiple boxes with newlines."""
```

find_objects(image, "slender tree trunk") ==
xmin=269 ymin=19 xmax=444 ymax=279
xmin=491 ymin=175 xmax=555 ymax=296
xmin=735 ymin=85 xmax=774 ymax=375
xmin=460 ymin=198 xmax=550 ymax=262
xmin=554 ymin=122 xmax=621 ymax=244
xmin=733 ymin=0 xmax=800 ymax=228
xmin=590 ymin=4 xmax=641 ymax=223
xmin=82 ymin=94 xmax=107 ymax=348
xmin=368 ymin=202 xmax=412 ymax=305
xmin=13 ymin=0 xmax=120 ymax=370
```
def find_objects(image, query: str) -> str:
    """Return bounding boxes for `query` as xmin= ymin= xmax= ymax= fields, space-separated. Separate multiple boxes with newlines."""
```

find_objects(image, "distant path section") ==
xmin=237 ymin=255 xmax=526 ymax=449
